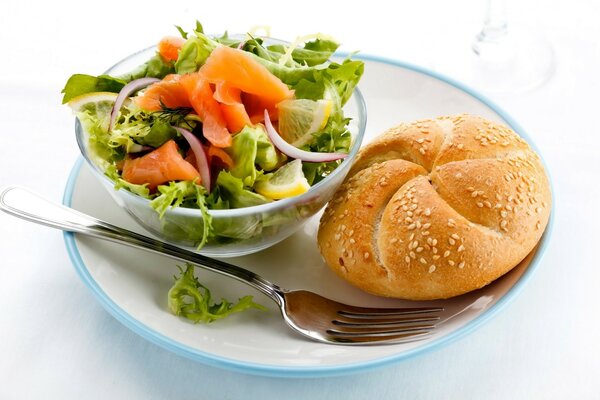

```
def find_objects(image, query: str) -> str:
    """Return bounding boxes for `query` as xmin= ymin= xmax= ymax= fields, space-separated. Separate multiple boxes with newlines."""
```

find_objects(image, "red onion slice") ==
xmin=263 ymin=109 xmax=348 ymax=163
xmin=173 ymin=126 xmax=211 ymax=192
xmin=109 ymin=77 xmax=160 ymax=132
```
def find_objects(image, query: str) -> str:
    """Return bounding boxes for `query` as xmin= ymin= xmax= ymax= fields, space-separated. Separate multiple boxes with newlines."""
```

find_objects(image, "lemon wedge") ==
xmin=67 ymin=92 xmax=118 ymax=112
xmin=254 ymin=159 xmax=310 ymax=200
xmin=276 ymin=99 xmax=332 ymax=147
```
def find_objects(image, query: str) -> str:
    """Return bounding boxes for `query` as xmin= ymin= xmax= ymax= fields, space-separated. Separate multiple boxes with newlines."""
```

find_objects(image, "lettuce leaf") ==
xmin=115 ymin=53 xmax=175 ymax=83
xmin=62 ymin=53 xmax=174 ymax=103
xmin=150 ymin=180 xmax=213 ymax=248
xmin=226 ymin=126 xmax=279 ymax=187
xmin=168 ymin=263 xmax=266 ymax=324
xmin=213 ymin=171 xmax=271 ymax=209
xmin=62 ymin=74 xmax=126 ymax=104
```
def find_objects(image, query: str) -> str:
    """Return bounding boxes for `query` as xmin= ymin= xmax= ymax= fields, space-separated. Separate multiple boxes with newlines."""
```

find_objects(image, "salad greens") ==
xmin=168 ymin=263 xmax=266 ymax=323
xmin=64 ymin=20 xmax=364 ymax=249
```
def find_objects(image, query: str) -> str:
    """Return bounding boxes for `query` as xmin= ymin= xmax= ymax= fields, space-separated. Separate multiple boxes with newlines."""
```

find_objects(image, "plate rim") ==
xmin=62 ymin=54 xmax=554 ymax=378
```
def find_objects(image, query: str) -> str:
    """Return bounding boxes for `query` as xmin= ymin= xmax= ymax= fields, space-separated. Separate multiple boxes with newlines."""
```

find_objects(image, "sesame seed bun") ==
xmin=317 ymin=114 xmax=551 ymax=300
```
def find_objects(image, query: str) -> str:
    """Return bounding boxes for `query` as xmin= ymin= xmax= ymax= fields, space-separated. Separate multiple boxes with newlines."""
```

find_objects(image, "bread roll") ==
xmin=318 ymin=114 xmax=551 ymax=300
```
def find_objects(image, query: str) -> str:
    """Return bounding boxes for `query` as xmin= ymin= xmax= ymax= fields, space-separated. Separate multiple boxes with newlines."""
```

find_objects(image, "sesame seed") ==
xmin=536 ymin=207 xmax=542 ymax=213
xmin=471 ymin=191 xmax=479 ymax=198
xmin=412 ymin=240 xmax=419 ymax=248
xmin=416 ymin=247 xmax=424 ymax=253
xmin=405 ymin=256 xmax=411 ymax=263
xmin=428 ymin=265 xmax=437 ymax=273
xmin=443 ymin=250 xmax=450 ymax=258
xmin=424 ymin=208 xmax=431 ymax=216
xmin=334 ymin=234 xmax=341 ymax=240
xmin=451 ymin=233 xmax=460 ymax=240
xmin=458 ymin=245 xmax=465 ymax=252
xmin=416 ymin=221 xmax=422 ymax=229
xmin=416 ymin=138 xmax=425 ymax=144
xmin=458 ymin=261 xmax=466 ymax=269
xmin=407 ymin=210 xmax=414 ymax=217
xmin=405 ymin=217 xmax=413 ymax=223
xmin=501 ymin=210 xmax=508 ymax=218
xmin=408 ymin=224 xmax=416 ymax=230
xmin=423 ymin=223 xmax=431 ymax=229
xmin=391 ymin=238 xmax=398 ymax=244
xmin=432 ymin=247 xmax=438 ymax=254
xmin=364 ymin=252 xmax=370 ymax=260
xmin=477 ymin=202 xmax=484 ymax=208
xmin=410 ymin=252 xmax=416 ymax=259
xmin=409 ymin=233 xmax=415 ymax=240
xmin=349 ymin=238 xmax=356 ymax=244
xmin=422 ymin=231 xmax=430 ymax=236
xmin=449 ymin=238 xmax=456 ymax=246
xmin=419 ymin=148 xmax=426 ymax=155
xmin=457 ymin=143 xmax=464 ymax=149
xmin=420 ymin=258 xmax=427 ymax=264
xmin=484 ymin=201 xmax=492 ymax=208
xmin=448 ymin=260 xmax=455 ymax=266
xmin=500 ymin=220 xmax=508 ymax=229
xmin=433 ymin=255 xmax=441 ymax=260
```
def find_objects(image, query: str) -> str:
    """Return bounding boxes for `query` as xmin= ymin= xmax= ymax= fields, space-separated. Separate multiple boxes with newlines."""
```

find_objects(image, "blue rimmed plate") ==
xmin=63 ymin=54 xmax=553 ymax=378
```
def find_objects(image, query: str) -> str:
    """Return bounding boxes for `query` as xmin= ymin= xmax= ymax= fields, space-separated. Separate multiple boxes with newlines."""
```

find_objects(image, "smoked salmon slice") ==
xmin=135 ymin=74 xmax=191 ymax=111
xmin=180 ymin=73 xmax=232 ymax=148
xmin=158 ymin=36 xmax=185 ymax=62
xmin=122 ymin=139 xmax=200 ymax=191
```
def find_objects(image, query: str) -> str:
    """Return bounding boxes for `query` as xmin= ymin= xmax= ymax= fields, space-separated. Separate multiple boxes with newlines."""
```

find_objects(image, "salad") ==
xmin=62 ymin=21 xmax=364 ymax=248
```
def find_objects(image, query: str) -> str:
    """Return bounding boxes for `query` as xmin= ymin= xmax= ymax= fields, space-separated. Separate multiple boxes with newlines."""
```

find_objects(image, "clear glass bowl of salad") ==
xmin=66 ymin=26 xmax=366 ymax=257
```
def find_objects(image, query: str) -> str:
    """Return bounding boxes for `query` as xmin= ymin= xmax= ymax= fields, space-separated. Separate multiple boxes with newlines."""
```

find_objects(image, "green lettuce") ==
xmin=115 ymin=53 xmax=175 ymax=82
xmin=213 ymin=172 xmax=271 ymax=209
xmin=62 ymin=74 xmax=126 ymax=104
xmin=168 ymin=263 xmax=266 ymax=324
xmin=226 ymin=126 xmax=280 ymax=187
xmin=150 ymin=180 xmax=213 ymax=248
xmin=61 ymin=53 xmax=174 ymax=103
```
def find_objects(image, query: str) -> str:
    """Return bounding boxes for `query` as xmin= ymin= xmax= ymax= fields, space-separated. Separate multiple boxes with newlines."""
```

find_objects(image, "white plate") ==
xmin=63 ymin=55 xmax=552 ymax=378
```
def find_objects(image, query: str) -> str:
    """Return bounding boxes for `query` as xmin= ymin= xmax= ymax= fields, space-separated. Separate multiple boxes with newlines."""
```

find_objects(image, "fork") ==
xmin=0 ymin=186 xmax=442 ymax=345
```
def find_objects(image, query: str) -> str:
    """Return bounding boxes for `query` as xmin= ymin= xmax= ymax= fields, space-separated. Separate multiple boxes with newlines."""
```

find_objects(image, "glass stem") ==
xmin=475 ymin=0 xmax=508 ymax=46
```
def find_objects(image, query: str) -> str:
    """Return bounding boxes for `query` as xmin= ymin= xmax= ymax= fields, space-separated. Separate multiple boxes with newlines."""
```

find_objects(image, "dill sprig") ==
xmin=154 ymin=100 xmax=195 ymax=130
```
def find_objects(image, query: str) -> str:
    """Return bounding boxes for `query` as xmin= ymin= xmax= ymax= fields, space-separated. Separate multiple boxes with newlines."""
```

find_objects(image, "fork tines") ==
xmin=327 ymin=306 xmax=443 ymax=344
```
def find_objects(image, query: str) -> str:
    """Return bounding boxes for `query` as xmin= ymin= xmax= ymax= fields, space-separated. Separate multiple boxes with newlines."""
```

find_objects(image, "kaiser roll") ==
xmin=317 ymin=114 xmax=551 ymax=300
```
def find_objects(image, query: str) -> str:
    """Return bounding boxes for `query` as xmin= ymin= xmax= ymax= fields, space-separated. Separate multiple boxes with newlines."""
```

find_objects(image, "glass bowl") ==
xmin=75 ymin=45 xmax=367 ymax=257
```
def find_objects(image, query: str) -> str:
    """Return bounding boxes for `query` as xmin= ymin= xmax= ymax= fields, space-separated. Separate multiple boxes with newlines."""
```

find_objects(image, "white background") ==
xmin=1 ymin=0 xmax=599 ymax=398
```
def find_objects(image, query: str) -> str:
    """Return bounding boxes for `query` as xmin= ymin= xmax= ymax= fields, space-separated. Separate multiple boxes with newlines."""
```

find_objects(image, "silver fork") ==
xmin=0 ymin=186 xmax=442 ymax=345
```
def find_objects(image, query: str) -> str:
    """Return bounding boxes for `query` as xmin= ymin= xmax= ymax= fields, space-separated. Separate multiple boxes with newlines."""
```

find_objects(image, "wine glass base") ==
xmin=431 ymin=25 xmax=556 ymax=95
xmin=469 ymin=26 xmax=555 ymax=94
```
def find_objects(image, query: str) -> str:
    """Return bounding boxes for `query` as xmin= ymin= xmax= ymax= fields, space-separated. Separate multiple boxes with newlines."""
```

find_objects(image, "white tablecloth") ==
xmin=1 ymin=1 xmax=598 ymax=398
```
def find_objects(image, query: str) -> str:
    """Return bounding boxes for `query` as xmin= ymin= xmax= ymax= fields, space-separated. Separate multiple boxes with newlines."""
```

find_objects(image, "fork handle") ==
xmin=0 ymin=186 xmax=284 ymax=305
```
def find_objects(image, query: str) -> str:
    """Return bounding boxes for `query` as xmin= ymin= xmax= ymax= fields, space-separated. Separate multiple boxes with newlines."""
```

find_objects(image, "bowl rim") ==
xmin=75 ymin=44 xmax=368 ymax=217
